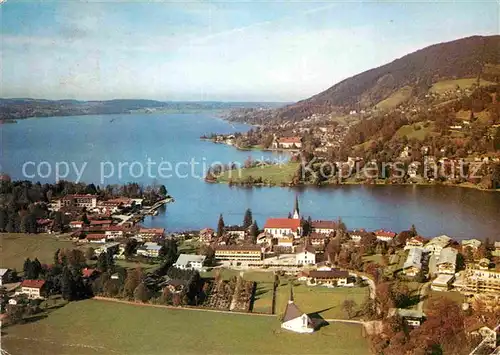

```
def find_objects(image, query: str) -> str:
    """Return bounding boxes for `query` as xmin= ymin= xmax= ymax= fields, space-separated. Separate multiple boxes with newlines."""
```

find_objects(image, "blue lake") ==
xmin=1 ymin=113 xmax=500 ymax=239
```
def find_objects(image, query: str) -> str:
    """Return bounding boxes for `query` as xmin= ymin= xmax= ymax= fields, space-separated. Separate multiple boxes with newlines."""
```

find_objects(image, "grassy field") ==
xmin=2 ymin=300 xmax=370 ymax=355
xmin=375 ymin=86 xmax=413 ymax=110
xmin=0 ymin=233 xmax=83 ymax=270
xmin=253 ymin=282 xmax=275 ymax=313
xmin=429 ymin=78 xmax=496 ymax=94
xmin=393 ymin=121 xmax=437 ymax=141
xmin=216 ymin=162 xmax=299 ymax=185
xmin=275 ymin=283 xmax=369 ymax=320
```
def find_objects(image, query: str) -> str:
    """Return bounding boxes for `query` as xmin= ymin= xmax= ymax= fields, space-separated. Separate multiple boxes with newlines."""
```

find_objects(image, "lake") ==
xmin=1 ymin=113 xmax=499 ymax=239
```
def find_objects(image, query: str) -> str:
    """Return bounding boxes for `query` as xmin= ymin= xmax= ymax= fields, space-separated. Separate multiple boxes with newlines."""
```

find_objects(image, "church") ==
xmin=281 ymin=286 xmax=315 ymax=334
xmin=263 ymin=196 xmax=302 ymax=238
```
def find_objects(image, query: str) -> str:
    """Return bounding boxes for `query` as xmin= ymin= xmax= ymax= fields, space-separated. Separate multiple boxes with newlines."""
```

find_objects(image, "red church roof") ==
xmin=264 ymin=218 xmax=301 ymax=229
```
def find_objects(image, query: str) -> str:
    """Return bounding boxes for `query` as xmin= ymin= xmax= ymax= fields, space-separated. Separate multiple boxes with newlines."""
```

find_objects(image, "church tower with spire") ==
xmin=292 ymin=195 xmax=300 ymax=220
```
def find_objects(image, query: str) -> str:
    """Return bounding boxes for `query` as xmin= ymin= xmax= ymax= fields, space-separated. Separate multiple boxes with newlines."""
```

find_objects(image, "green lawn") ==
xmin=2 ymin=300 xmax=370 ymax=355
xmin=252 ymin=282 xmax=275 ymax=313
xmin=393 ymin=121 xmax=437 ymax=141
xmin=375 ymin=86 xmax=413 ymax=110
xmin=216 ymin=162 xmax=299 ymax=185
xmin=429 ymin=78 xmax=496 ymax=94
xmin=0 ymin=233 xmax=83 ymax=270
xmin=275 ymin=283 xmax=369 ymax=320
xmin=114 ymin=259 xmax=160 ymax=271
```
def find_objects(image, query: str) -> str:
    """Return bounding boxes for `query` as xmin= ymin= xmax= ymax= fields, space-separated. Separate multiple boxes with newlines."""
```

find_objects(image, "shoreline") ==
xmin=210 ymin=178 xmax=500 ymax=192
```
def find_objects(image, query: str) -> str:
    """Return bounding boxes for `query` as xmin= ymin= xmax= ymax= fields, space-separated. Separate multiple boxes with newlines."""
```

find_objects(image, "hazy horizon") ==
xmin=2 ymin=1 xmax=498 ymax=101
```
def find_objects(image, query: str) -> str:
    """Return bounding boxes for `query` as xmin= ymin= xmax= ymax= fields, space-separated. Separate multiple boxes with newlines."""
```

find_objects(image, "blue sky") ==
xmin=1 ymin=1 xmax=498 ymax=101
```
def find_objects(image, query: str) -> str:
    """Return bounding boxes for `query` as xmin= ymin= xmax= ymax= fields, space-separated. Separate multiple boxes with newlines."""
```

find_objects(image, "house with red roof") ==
xmin=19 ymin=280 xmax=46 ymax=299
xmin=375 ymin=229 xmax=396 ymax=242
xmin=264 ymin=218 xmax=301 ymax=239
xmin=272 ymin=137 xmax=303 ymax=149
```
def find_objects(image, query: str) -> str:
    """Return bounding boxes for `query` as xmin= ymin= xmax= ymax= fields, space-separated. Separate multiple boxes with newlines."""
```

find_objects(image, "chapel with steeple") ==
xmin=280 ymin=284 xmax=315 ymax=333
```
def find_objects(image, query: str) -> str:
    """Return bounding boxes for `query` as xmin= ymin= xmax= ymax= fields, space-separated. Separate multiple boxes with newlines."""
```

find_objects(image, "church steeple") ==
xmin=292 ymin=195 xmax=300 ymax=220
xmin=288 ymin=283 xmax=294 ymax=304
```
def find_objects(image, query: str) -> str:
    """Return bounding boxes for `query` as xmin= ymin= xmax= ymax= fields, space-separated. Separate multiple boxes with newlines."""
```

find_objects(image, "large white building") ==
xmin=436 ymin=247 xmax=457 ymax=275
xmin=264 ymin=218 xmax=301 ymax=239
xmin=424 ymin=235 xmax=451 ymax=255
xmin=403 ymin=248 xmax=423 ymax=277
xmin=174 ymin=254 xmax=206 ymax=271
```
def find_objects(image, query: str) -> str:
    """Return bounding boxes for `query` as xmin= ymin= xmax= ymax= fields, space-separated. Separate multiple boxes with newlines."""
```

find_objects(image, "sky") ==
xmin=1 ymin=1 xmax=498 ymax=102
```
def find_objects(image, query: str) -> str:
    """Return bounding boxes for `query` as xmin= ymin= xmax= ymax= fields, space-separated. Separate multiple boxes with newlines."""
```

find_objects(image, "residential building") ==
xmin=95 ymin=242 xmax=120 ymax=256
xmin=137 ymin=242 xmax=162 ymax=258
xmin=349 ymin=229 xmax=367 ymax=243
xmin=59 ymin=194 xmax=97 ymax=209
xmin=199 ymin=228 xmax=214 ymax=244
xmin=0 ymin=268 xmax=11 ymax=286
xmin=431 ymin=274 xmax=455 ymax=291
xmin=36 ymin=219 xmax=52 ymax=233
xmin=85 ymin=234 xmax=108 ymax=243
xmin=69 ymin=221 xmax=83 ymax=229
xmin=306 ymin=270 xmax=349 ymax=286
xmin=310 ymin=220 xmax=336 ymax=235
xmin=375 ymin=230 xmax=396 ymax=242
xmin=214 ymin=245 xmax=263 ymax=261
xmin=424 ymin=235 xmax=451 ymax=255
xmin=436 ymin=247 xmax=457 ymax=275
xmin=462 ymin=264 xmax=500 ymax=296
xmin=19 ymin=280 xmax=46 ymax=299
xmin=103 ymin=226 xmax=125 ymax=239
xmin=389 ymin=309 xmax=425 ymax=327
xmin=403 ymin=248 xmax=423 ymax=277
xmin=264 ymin=218 xmax=301 ymax=238
xmin=138 ymin=228 xmax=165 ymax=240
xmin=404 ymin=236 xmax=427 ymax=250
xmin=461 ymin=239 xmax=482 ymax=251
xmin=493 ymin=241 xmax=500 ymax=257
xmin=295 ymin=245 xmax=316 ymax=266
xmin=174 ymin=254 xmax=206 ymax=271
xmin=277 ymin=236 xmax=294 ymax=248
xmin=309 ymin=233 xmax=328 ymax=246
xmin=225 ymin=225 xmax=247 ymax=240
xmin=281 ymin=287 xmax=315 ymax=333
xmin=256 ymin=232 xmax=273 ymax=245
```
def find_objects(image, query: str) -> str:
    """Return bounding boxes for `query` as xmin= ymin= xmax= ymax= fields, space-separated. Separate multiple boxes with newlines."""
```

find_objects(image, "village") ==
xmin=0 ymin=191 xmax=499 ymax=353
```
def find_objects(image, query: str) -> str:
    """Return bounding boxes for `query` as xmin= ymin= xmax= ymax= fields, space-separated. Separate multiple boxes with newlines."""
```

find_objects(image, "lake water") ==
xmin=2 ymin=113 xmax=499 ymax=240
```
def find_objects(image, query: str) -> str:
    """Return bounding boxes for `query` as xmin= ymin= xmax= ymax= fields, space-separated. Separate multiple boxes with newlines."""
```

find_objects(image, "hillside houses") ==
xmin=403 ymin=248 xmax=424 ymax=277
xmin=424 ymin=235 xmax=451 ymax=255
xmin=436 ymin=247 xmax=458 ymax=275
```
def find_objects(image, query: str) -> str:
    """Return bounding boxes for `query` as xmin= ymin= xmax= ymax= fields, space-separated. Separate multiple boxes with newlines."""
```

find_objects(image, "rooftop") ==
xmin=175 ymin=254 xmax=207 ymax=266
xmin=264 ymin=218 xmax=301 ymax=229
xmin=21 ymin=279 xmax=46 ymax=289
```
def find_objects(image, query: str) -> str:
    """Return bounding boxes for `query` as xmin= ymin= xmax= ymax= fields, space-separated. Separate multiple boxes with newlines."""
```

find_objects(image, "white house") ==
xmin=137 ymin=242 xmax=162 ymax=258
xmin=19 ymin=280 xmax=46 ymax=299
xmin=461 ymin=239 xmax=482 ymax=251
xmin=425 ymin=235 xmax=451 ymax=255
xmin=295 ymin=245 xmax=316 ymax=266
xmin=436 ymin=247 xmax=457 ymax=275
xmin=403 ymin=248 xmax=423 ymax=277
xmin=310 ymin=220 xmax=337 ymax=235
xmin=174 ymin=254 xmax=206 ymax=271
xmin=375 ymin=230 xmax=396 ymax=242
xmin=404 ymin=236 xmax=426 ymax=250
xmin=281 ymin=288 xmax=315 ymax=333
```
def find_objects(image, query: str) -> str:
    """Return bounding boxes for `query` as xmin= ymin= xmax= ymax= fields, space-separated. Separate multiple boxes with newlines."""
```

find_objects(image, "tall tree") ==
xmin=217 ymin=214 xmax=225 ymax=238
xmin=243 ymin=208 xmax=253 ymax=229
xmin=159 ymin=185 xmax=168 ymax=196
xmin=134 ymin=282 xmax=151 ymax=303
xmin=249 ymin=220 xmax=259 ymax=244
xmin=61 ymin=266 xmax=73 ymax=300
xmin=123 ymin=268 xmax=143 ymax=299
